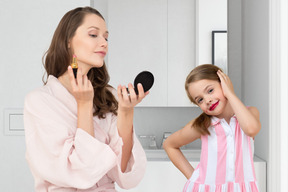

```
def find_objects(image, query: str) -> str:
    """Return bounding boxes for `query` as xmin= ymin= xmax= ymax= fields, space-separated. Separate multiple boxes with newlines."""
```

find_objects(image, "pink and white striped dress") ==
xmin=183 ymin=116 xmax=259 ymax=192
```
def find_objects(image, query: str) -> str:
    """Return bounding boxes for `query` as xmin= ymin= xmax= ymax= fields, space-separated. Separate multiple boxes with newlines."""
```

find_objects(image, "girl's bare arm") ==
xmin=217 ymin=70 xmax=261 ymax=137
xmin=163 ymin=120 xmax=201 ymax=179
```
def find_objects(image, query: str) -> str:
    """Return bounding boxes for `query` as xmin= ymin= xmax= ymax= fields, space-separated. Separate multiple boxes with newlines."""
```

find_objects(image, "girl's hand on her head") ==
xmin=217 ymin=70 xmax=235 ymax=98
xmin=117 ymin=83 xmax=149 ymax=112
xmin=68 ymin=66 xmax=94 ymax=104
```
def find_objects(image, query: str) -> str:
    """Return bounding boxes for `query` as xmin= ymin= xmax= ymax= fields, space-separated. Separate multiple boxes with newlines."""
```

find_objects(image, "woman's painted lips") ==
xmin=209 ymin=101 xmax=219 ymax=111
xmin=96 ymin=51 xmax=106 ymax=56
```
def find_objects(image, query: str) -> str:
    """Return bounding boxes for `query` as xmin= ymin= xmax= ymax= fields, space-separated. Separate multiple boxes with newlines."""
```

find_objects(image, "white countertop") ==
xmin=145 ymin=149 xmax=266 ymax=162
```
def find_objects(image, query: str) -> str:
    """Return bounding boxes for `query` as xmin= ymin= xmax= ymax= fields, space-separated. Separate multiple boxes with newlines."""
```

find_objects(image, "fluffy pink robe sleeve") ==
xmin=24 ymin=76 xmax=146 ymax=192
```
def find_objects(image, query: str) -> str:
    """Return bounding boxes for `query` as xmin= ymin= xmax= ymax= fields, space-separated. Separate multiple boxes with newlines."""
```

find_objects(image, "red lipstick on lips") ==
xmin=209 ymin=101 xmax=219 ymax=111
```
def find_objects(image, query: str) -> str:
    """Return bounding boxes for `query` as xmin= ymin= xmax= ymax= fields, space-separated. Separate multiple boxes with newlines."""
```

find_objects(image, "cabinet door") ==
xmin=116 ymin=161 xmax=194 ymax=191
xmin=167 ymin=0 xmax=196 ymax=106
xmin=107 ymin=0 xmax=168 ymax=106
xmin=96 ymin=0 xmax=196 ymax=107
xmin=116 ymin=160 xmax=266 ymax=192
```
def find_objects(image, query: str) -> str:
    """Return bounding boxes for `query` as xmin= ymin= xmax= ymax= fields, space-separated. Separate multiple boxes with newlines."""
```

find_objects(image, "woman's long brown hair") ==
xmin=43 ymin=7 xmax=118 ymax=118
xmin=185 ymin=64 xmax=222 ymax=135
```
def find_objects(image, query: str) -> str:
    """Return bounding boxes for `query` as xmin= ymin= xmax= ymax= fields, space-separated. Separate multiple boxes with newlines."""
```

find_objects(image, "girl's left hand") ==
xmin=217 ymin=70 xmax=235 ymax=98
xmin=117 ymin=83 xmax=149 ymax=112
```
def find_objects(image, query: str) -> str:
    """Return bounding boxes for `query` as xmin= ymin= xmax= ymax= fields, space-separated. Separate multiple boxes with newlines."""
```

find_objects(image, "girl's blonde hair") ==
xmin=185 ymin=64 xmax=222 ymax=135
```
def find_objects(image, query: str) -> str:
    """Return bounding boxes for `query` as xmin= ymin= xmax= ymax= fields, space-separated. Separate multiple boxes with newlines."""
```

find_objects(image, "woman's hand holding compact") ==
xmin=117 ymin=83 xmax=148 ymax=112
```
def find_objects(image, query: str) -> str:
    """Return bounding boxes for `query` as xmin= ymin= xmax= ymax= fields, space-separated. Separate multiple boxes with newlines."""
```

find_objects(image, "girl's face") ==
xmin=188 ymin=79 xmax=227 ymax=118
xmin=69 ymin=14 xmax=108 ymax=74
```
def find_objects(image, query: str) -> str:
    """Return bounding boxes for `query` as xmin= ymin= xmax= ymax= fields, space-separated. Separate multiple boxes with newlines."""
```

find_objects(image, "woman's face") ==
xmin=188 ymin=79 xmax=228 ymax=118
xmin=69 ymin=13 xmax=108 ymax=74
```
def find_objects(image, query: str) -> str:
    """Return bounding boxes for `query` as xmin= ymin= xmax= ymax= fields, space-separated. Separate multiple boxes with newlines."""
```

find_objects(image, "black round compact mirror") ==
xmin=126 ymin=71 xmax=154 ymax=95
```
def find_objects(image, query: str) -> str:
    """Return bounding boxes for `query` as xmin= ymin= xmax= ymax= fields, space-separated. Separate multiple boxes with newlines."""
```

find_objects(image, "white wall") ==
xmin=197 ymin=0 xmax=227 ymax=65
xmin=279 ymin=1 xmax=288 ymax=190
xmin=233 ymin=0 xmax=270 ymax=190
xmin=228 ymin=0 xmax=269 ymax=178
xmin=241 ymin=0 xmax=269 ymax=162
xmin=268 ymin=0 xmax=288 ymax=191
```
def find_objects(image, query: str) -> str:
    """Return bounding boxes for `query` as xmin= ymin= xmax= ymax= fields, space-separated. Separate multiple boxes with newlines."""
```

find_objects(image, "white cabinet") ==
xmin=116 ymin=150 xmax=266 ymax=192
xmin=167 ymin=0 xmax=197 ymax=107
xmin=95 ymin=0 xmax=196 ymax=106
xmin=116 ymin=161 xmax=188 ymax=192
xmin=117 ymin=160 xmax=266 ymax=192
xmin=106 ymin=0 xmax=168 ymax=107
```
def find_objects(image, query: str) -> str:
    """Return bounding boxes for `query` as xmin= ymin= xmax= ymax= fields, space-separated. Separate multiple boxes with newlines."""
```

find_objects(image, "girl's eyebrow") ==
xmin=204 ymin=84 xmax=213 ymax=92
xmin=88 ymin=26 xmax=109 ymax=34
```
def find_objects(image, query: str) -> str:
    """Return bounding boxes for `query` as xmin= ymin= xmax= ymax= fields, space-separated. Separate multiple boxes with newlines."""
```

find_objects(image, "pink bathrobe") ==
xmin=24 ymin=75 xmax=147 ymax=192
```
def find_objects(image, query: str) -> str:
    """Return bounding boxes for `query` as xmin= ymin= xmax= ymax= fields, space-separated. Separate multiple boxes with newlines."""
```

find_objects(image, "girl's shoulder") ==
xmin=183 ymin=119 xmax=202 ymax=139
xmin=164 ymin=120 xmax=201 ymax=148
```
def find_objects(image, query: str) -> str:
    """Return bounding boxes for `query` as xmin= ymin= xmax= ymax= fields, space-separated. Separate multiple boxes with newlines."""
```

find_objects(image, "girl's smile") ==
xmin=209 ymin=100 xmax=219 ymax=111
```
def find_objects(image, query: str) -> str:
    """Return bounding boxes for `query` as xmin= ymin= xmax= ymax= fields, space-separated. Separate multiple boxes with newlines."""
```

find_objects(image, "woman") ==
xmin=24 ymin=7 xmax=147 ymax=191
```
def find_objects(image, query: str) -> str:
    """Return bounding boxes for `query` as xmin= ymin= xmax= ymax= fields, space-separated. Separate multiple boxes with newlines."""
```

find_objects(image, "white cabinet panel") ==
xmin=116 ymin=159 xmax=266 ymax=192
xmin=95 ymin=0 xmax=196 ymax=106
xmin=116 ymin=161 xmax=188 ymax=191
xmin=106 ymin=0 xmax=168 ymax=106
xmin=167 ymin=0 xmax=196 ymax=106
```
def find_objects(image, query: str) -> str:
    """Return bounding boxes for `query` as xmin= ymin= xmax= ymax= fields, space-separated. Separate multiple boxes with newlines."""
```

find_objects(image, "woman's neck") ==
xmin=77 ymin=61 xmax=92 ymax=75
xmin=58 ymin=64 xmax=92 ymax=92
xmin=58 ymin=72 xmax=73 ymax=94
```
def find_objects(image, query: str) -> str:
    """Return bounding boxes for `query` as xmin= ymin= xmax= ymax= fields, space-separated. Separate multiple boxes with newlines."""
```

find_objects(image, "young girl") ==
xmin=24 ymin=7 xmax=147 ymax=191
xmin=163 ymin=64 xmax=261 ymax=192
